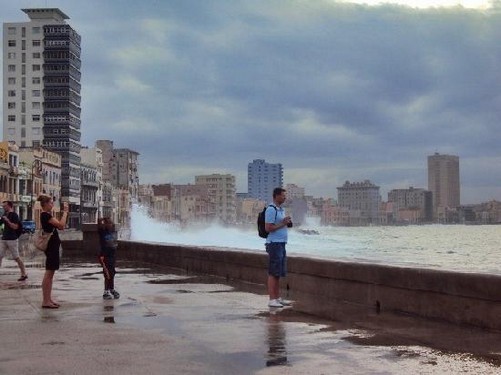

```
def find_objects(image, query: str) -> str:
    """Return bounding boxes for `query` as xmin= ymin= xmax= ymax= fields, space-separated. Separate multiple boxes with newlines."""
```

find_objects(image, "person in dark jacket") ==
xmin=0 ymin=201 xmax=27 ymax=281
xmin=98 ymin=217 xmax=119 ymax=299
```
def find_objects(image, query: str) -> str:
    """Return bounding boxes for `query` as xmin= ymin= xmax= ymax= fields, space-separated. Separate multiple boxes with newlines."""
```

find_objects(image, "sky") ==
xmin=1 ymin=0 xmax=500 ymax=204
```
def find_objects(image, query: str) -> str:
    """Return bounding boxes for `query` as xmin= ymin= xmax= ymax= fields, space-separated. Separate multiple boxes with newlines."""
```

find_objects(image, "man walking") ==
xmin=0 ymin=201 xmax=27 ymax=281
xmin=265 ymin=187 xmax=292 ymax=308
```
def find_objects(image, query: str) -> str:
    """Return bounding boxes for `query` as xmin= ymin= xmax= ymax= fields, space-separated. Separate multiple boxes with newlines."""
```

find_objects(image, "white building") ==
xmin=3 ymin=8 xmax=82 ymax=227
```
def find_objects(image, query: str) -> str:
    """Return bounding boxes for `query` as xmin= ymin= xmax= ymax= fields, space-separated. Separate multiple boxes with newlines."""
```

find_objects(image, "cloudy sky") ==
xmin=2 ymin=0 xmax=500 ymax=204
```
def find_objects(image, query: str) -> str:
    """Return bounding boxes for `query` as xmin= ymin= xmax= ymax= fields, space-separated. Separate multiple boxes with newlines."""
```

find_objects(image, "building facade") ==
xmin=3 ymin=8 xmax=82 ymax=226
xmin=195 ymin=174 xmax=236 ymax=224
xmin=427 ymin=153 xmax=460 ymax=221
xmin=387 ymin=187 xmax=432 ymax=224
xmin=337 ymin=180 xmax=381 ymax=225
xmin=96 ymin=140 xmax=139 ymax=226
xmin=247 ymin=159 xmax=283 ymax=202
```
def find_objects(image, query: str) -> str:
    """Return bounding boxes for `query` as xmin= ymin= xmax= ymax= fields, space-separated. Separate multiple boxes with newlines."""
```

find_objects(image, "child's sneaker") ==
xmin=111 ymin=289 xmax=120 ymax=299
xmin=103 ymin=290 xmax=113 ymax=300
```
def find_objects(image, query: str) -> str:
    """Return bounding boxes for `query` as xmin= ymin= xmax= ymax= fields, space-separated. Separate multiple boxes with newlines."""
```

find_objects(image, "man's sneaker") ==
xmin=268 ymin=299 xmax=283 ymax=308
xmin=18 ymin=275 xmax=28 ymax=281
xmin=103 ymin=290 xmax=113 ymax=300
xmin=278 ymin=298 xmax=292 ymax=306
xmin=111 ymin=289 xmax=120 ymax=299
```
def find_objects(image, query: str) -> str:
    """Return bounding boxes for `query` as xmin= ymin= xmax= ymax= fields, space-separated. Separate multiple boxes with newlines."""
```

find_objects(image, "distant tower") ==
xmin=247 ymin=159 xmax=283 ymax=202
xmin=427 ymin=153 xmax=460 ymax=220
xmin=3 ymin=8 xmax=82 ymax=225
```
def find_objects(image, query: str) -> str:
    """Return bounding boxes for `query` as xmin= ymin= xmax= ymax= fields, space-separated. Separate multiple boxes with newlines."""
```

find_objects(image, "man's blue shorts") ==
xmin=266 ymin=242 xmax=287 ymax=278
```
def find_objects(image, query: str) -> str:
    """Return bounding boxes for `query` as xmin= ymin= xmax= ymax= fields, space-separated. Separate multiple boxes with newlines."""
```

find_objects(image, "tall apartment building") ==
xmin=427 ymin=153 xmax=460 ymax=220
xmin=3 ymin=8 xmax=82 ymax=224
xmin=337 ymin=180 xmax=381 ymax=225
xmin=195 ymin=174 xmax=236 ymax=224
xmin=247 ymin=159 xmax=283 ymax=202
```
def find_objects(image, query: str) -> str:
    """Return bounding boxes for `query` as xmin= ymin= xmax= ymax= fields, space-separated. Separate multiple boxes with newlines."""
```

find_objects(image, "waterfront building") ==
xmin=96 ymin=140 xmax=140 ymax=226
xmin=18 ymin=146 xmax=61 ymax=222
xmin=337 ymin=180 xmax=381 ymax=225
xmin=3 ymin=8 xmax=82 ymax=226
xmin=236 ymin=197 xmax=265 ymax=224
xmin=427 ymin=153 xmax=460 ymax=222
xmin=151 ymin=184 xmax=173 ymax=222
xmin=171 ymin=184 xmax=211 ymax=223
xmin=195 ymin=174 xmax=236 ymax=224
xmin=387 ymin=187 xmax=433 ymax=224
xmin=247 ymin=159 xmax=283 ymax=202
xmin=80 ymin=147 xmax=102 ymax=224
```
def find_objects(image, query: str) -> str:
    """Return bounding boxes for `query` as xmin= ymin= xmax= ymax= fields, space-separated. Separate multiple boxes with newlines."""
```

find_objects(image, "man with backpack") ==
xmin=264 ymin=188 xmax=293 ymax=308
xmin=0 ymin=201 xmax=28 ymax=281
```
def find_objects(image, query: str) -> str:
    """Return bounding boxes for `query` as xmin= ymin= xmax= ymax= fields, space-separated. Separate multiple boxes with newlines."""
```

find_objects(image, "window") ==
xmin=8 ymin=78 xmax=16 ymax=84
xmin=8 ymin=115 xmax=16 ymax=122
xmin=22 ymin=27 xmax=26 ymax=37
xmin=32 ymin=64 xmax=41 ymax=71
xmin=8 ymin=27 xmax=16 ymax=35
xmin=32 ymin=77 xmax=41 ymax=84
xmin=32 ymin=141 xmax=41 ymax=148
xmin=8 ymin=90 xmax=16 ymax=97
xmin=32 ymin=90 xmax=41 ymax=97
xmin=33 ymin=128 xmax=41 ymax=135
xmin=8 ymin=102 xmax=16 ymax=109
xmin=32 ymin=52 xmax=41 ymax=59
xmin=8 ymin=40 xmax=16 ymax=47
xmin=32 ymin=26 xmax=41 ymax=34
xmin=32 ymin=115 xmax=40 ymax=122
xmin=21 ymin=65 xmax=26 ymax=75
xmin=8 ymin=65 xmax=16 ymax=72
xmin=32 ymin=40 xmax=41 ymax=47
xmin=8 ymin=128 xmax=15 ymax=136
xmin=21 ymin=40 xmax=25 ymax=50
xmin=21 ymin=128 xmax=26 ymax=138
xmin=8 ymin=52 xmax=16 ymax=59
xmin=32 ymin=102 xmax=41 ymax=109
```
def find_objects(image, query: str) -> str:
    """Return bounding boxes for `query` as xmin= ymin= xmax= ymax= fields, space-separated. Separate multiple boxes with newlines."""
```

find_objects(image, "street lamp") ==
xmin=30 ymin=159 xmax=43 ymax=221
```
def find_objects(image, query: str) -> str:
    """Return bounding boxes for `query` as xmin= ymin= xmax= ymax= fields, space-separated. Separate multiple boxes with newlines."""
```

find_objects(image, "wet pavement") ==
xmin=1 ymin=253 xmax=501 ymax=374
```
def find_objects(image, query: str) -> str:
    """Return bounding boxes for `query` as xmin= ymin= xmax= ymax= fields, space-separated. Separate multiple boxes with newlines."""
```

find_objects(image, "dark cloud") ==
xmin=2 ymin=0 xmax=500 ymax=203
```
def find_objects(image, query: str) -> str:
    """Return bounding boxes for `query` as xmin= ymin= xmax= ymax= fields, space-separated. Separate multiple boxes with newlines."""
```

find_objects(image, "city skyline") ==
xmin=1 ymin=1 xmax=500 ymax=204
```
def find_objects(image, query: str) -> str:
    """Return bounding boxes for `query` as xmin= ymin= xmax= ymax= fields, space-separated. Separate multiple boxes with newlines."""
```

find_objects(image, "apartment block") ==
xmin=195 ymin=174 xmax=236 ymax=224
xmin=387 ymin=187 xmax=432 ymax=223
xmin=337 ymin=180 xmax=381 ymax=225
xmin=247 ymin=159 xmax=283 ymax=202
xmin=3 ymin=8 xmax=82 ymax=226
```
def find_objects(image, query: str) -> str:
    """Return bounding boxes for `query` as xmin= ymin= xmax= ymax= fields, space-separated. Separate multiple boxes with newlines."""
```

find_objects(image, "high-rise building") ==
xmin=427 ymin=153 xmax=460 ymax=220
xmin=247 ymin=159 xmax=283 ymax=202
xmin=3 ymin=8 xmax=82 ymax=225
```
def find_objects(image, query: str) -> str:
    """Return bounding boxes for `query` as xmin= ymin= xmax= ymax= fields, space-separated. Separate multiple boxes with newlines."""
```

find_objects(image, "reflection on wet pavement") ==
xmin=3 ymin=258 xmax=501 ymax=374
xmin=266 ymin=313 xmax=288 ymax=367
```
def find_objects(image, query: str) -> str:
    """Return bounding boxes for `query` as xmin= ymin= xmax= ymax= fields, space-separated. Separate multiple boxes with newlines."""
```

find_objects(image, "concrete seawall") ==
xmin=69 ymin=225 xmax=501 ymax=331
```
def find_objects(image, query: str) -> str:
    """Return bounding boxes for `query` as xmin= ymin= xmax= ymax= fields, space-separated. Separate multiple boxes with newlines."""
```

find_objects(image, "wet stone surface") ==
xmin=1 ymin=257 xmax=501 ymax=374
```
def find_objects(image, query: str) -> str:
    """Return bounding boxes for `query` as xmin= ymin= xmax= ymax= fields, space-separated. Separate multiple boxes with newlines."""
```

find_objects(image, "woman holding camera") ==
xmin=38 ymin=194 xmax=69 ymax=309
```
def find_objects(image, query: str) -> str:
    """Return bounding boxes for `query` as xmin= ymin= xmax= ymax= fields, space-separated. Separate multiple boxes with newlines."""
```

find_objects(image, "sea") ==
xmin=129 ymin=205 xmax=501 ymax=276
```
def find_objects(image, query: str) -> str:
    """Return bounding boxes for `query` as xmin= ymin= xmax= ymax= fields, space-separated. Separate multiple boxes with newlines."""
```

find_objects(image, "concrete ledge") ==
xmin=70 ymin=229 xmax=501 ymax=331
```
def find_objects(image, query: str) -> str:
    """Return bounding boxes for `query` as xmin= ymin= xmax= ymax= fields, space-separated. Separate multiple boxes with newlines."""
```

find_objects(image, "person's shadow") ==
xmin=265 ymin=313 xmax=288 ymax=367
